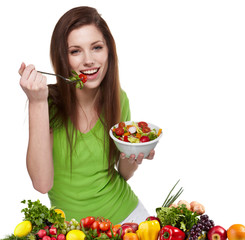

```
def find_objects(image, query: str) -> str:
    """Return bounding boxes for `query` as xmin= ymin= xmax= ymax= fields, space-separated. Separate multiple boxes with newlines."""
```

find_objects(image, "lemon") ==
xmin=55 ymin=208 xmax=66 ymax=219
xmin=66 ymin=230 xmax=86 ymax=240
xmin=14 ymin=220 xmax=32 ymax=237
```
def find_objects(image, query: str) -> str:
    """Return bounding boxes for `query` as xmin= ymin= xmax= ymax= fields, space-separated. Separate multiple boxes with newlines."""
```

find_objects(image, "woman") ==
xmin=19 ymin=6 xmax=155 ymax=224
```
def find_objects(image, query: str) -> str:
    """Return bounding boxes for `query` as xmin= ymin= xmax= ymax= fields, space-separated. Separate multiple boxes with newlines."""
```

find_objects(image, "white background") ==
xmin=0 ymin=0 xmax=245 ymax=237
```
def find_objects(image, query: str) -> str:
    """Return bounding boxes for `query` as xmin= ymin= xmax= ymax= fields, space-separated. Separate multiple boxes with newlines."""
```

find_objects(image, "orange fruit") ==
xmin=123 ymin=233 xmax=139 ymax=240
xmin=227 ymin=224 xmax=245 ymax=240
xmin=54 ymin=208 xmax=66 ymax=219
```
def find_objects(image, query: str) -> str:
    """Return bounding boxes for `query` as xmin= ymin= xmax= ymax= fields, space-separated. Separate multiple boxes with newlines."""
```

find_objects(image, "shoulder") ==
xmin=120 ymin=89 xmax=131 ymax=121
xmin=120 ymin=88 xmax=129 ymax=105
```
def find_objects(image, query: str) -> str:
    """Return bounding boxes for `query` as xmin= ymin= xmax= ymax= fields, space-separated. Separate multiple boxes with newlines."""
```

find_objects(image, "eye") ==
xmin=69 ymin=49 xmax=80 ymax=55
xmin=93 ymin=45 xmax=103 ymax=51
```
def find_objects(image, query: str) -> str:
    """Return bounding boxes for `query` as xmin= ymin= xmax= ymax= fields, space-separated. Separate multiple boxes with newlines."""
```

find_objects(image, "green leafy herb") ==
xmin=156 ymin=204 xmax=199 ymax=232
xmin=21 ymin=200 xmax=66 ymax=234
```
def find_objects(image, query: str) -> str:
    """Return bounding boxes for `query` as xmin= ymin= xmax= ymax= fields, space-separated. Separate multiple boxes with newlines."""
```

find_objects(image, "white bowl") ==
xmin=109 ymin=121 xmax=163 ymax=158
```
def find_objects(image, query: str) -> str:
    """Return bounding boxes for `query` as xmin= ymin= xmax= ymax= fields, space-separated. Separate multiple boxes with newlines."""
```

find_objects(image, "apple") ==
xmin=117 ymin=224 xmax=136 ymax=239
xmin=122 ymin=222 xmax=139 ymax=232
xmin=207 ymin=226 xmax=227 ymax=240
xmin=145 ymin=216 xmax=161 ymax=226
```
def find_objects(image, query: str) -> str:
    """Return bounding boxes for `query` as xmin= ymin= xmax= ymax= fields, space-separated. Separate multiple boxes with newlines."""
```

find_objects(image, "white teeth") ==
xmin=82 ymin=68 xmax=99 ymax=75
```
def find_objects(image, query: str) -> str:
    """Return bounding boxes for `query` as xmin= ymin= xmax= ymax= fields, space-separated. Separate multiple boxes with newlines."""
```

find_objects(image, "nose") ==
xmin=83 ymin=50 xmax=94 ymax=67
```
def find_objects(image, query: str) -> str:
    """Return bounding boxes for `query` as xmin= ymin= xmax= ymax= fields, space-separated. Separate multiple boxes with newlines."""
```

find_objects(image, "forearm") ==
xmin=27 ymin=101 xmax=53 ymax=193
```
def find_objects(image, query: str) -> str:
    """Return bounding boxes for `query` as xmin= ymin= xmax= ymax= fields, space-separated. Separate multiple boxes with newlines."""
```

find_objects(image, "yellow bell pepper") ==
xmin=136 ymin=220 xmax=160 ymax=240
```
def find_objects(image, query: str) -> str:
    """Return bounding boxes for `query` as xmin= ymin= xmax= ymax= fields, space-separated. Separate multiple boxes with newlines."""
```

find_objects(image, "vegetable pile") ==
xmin=2 ymin=181 xmax=244 ymax=240
xmin=112 ymin=121 xmax=162 ymax=143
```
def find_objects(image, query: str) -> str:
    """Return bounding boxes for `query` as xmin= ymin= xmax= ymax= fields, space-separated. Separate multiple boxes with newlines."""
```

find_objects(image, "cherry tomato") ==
xmin=79 ymin=73 xmax=87 ymax=83
xmin=106 ymin=229 xmax=117 ymax=238
xmin=140 ymin=136 xmax=150 ymax=142
xmin=100 ymin=222 xmax=110 ymax=231
xmin=83 ymin=216 xmax=95 ymax=228
xmin=142 ymin=126 xmax=151 ymax=133
xmin=138 ymin=121 xmax=148 ymax=128
xmin=115 ymin=127 xmax=124 ymax=136
xmin=118 ymin=122 xmax=126 ymax=128
xmin=91 ymin=220 xmax=100 ymax=231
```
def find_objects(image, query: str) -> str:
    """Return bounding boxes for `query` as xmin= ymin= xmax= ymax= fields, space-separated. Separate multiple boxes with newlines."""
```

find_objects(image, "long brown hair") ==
xmin=49 ymin=6 xmax=121 ymax=175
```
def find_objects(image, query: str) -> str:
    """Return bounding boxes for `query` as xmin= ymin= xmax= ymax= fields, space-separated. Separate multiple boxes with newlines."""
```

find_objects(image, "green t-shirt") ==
xmin=48 ymin=90 xmax=138 ymax=224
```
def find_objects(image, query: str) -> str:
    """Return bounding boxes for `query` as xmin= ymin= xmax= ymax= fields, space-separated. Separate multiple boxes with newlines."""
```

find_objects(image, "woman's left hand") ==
xmin=126 ymin=150 xmax=155 ymax=165
xmin=118 ymin=150 xmax=155 ymax=181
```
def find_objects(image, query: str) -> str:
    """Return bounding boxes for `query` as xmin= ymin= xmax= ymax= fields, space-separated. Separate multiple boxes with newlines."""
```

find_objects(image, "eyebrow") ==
xmin=68 ymin=40 xmax=105 ymax=49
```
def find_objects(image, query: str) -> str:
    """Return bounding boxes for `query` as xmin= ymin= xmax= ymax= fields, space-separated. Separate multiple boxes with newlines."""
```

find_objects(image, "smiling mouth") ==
xmin=81 ymin=68 xmax=99 ymax=75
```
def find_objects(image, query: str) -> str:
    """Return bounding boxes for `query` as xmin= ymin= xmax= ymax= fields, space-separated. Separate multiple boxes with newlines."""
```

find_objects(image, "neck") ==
xmin=75 ymin=87 xmax=100 ymax=110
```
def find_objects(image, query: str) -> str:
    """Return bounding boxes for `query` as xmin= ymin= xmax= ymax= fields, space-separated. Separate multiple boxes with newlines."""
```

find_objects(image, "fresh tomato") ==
xmin=118 ymin=122 xmax=126 ymax=128
xmin=100 ymin=222 xmax=110 ymax=231
xmin=140 ymin=136 xmax=150 ymax=142
xmin=142 ymin=126 xmax=151 ymax=133
xmin=91 ymin=220 xmax=100 ymax=231
xmin=106 ymin=229 xmax=117 ymax=238
xmin=79 ymin=73 xmax=87 ymax=83
xmin=115 ymin=127 xmax=124 ymax=136
xmin=84 ymin=216 xmax=95 ymax=228
xmin=138 ymin=121 xmax=148 ymax=128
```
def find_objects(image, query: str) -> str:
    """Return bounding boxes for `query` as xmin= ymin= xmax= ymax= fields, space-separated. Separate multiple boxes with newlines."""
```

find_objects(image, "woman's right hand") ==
xmin=19 ymin=62 xmax=48 ymax=102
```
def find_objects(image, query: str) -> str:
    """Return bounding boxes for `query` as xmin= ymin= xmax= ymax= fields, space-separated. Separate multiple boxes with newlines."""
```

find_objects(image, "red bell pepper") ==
xmin=159 ymin=225 xmax=185 ymax=240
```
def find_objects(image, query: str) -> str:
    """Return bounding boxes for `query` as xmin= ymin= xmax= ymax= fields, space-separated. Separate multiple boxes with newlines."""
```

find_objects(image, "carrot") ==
xmin=136 ymin=133 xmax=141 ymax=139
xmin=157 ymin=129 xmax=162 ymax=136
xmin=123 ymin=132 xmax=130 ymax=136
xmin=126 ymin=125 xmax=133 ymax=129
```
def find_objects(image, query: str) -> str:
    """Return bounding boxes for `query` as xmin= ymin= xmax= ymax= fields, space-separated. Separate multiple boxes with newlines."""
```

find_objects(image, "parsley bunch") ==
xmin=156 ymin=204 xmax=199 ymax=232
xmin=21 ymin=200 xmax=66 ymax=234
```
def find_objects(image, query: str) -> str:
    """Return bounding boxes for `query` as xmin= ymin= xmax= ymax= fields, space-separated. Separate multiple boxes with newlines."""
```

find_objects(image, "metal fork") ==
xmin=37 ymin=71 xmax=82 ymax=83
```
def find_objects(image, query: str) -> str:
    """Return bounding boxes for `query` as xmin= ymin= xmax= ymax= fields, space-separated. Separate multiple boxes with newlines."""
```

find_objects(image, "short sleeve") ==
xmin=120 ymin=89 xmax=131 ymax=122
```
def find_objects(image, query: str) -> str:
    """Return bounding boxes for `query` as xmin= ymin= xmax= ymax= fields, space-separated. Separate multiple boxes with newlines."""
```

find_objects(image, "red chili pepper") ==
xmin=159 ymin=225 xmax=185 ymax=240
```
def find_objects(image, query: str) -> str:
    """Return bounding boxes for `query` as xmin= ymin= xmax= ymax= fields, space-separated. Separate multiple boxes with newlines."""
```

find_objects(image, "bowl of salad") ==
xmin=109 ymin=121 xmax=162 ymax=158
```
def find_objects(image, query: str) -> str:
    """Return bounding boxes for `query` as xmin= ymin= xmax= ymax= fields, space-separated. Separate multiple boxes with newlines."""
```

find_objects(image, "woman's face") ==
xmin=67 ymin=24 xmax=109 ymax=90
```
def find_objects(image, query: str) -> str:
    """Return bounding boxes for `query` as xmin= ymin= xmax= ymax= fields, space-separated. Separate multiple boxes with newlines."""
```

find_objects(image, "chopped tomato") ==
xmin=118 ymin=122 xmax=126 ymax=128
xmin=142 ymin=126 xmax=151 ymax=133
xmin=138 ymin=121 xmax=148 ymax=128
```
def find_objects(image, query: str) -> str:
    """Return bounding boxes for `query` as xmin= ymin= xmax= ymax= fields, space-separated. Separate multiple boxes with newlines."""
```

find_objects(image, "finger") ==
xmin=136 ymin=153 xmax=144 ymax=164
xmin=120 ymin=152 xmax=126 ymax=160
xmin=21 ymin=64 xmax=35 ymax=83
xmin=128 ymin=154 xmax=136 ymax=164
xmin=32 ymin=72 xmax=43 ymax=90
xmin=146 ymin=149 xmax=155 ymax=160
xmin=26 ymin=68 xmax=38 ymax=89
xmin=18 ymin=62 xmax=26 ymax=76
